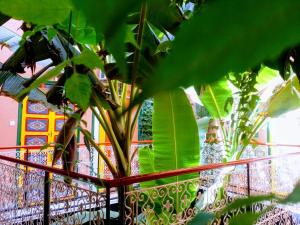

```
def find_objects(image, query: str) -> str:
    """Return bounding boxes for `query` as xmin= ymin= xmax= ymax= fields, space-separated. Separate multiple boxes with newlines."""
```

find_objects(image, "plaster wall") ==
xmin=0 ymin=96 xmax=19 ymax=146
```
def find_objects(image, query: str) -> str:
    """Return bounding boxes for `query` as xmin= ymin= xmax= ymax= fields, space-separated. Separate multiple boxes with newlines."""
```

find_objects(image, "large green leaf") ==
xmin=255 ymin=66 xmax=281 ymax=91
xmin=139 ymin=88 xmax=200 ymax=185
xmin=71 ymin=0 xmax=138 ymax=74
xmin=188 ymin=212 xmax=214 ymax=225
xmin=138 ymin=88 xmax=200 ymax=220
xmin=0 ymin=0 xmax=72 ymax=25
xmin=147 ymin=0 xmax=184 ymax=34
xmin=281 ymin=182 xmax=300 ymax=204
xmin=72 ymin=48 xmax=104 ymax=70
xmin=220 ymin=195 xmax=273 ymax=225
xmin=266 ymin=75 xmax=300 ymax=117
xmin=138 ymin=147 xmax=156 ymax=188
xmin=58 ymin=10 xmax=97 ymax=45
xmin=65 ymin=72 xmax=92 ymax=110
xmin=141 ymin=0 xmax=300 ymax=98
xmin=153 ymin=88 xmax=200 ymax=183
xmin=200 ymin=79 xmax=232 ymax=118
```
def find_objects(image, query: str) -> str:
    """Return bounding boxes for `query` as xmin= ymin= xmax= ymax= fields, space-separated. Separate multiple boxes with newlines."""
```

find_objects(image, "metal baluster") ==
xmin=106 ymin=185 xmax=111 ymax=225
xmin=247 ymin=163 xmax=251 ymax=197
xmin=119 ymin=185 xmax=125 ymax=225
xmin=44 ymin=171 xmax=50 ymax=225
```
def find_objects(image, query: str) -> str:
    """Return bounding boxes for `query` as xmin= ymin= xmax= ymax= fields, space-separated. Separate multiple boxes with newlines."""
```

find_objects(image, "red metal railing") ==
xmin=0 ymin=154 xmax=105 ymax=186
xmin=0 ymin=140 xmax=153 ymax=151
xmin=0 ymin=143 xmax=300 ymax=188
xmin=107 ymin=150 xmax=300 ymax=187
xmin=1 ymin=143 xmax=300 ymax=224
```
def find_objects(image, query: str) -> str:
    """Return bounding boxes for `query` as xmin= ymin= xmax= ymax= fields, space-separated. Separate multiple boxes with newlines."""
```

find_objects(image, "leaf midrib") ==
xmin=208 ymin=85 xmax=223 ymax=120
xmin=169 ymin=93 xmax=178 ymax=184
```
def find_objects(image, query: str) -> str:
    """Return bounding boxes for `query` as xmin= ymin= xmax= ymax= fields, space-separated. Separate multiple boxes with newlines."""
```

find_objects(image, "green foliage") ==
xmin=139 ymin=88 xmax=200 ymax=184
xmin=200 ymin=79 xmax=233 ymax=118
xmin=266 ymin=76 xmax=300 ymax=117
xmin=16 ymin=60 xmax=69 ymax=100
xmin=71 ymin=0 xmax=138 ymax=73
xmin=220 ymin=195 xmax=274 ymax=215
xmin=72 ymin=48 xmax=103 ymax=70
xmin=138 ymin=100 xmax=153 ymax=140
xmin=46 ymin=27 xmax=57 ymax=41
xmin=58 ymin=11 xmax=97 ymax=45
xmin=65 ymin=73 xmax=92 ymax=110
xmin=281 ymin=181 xmax=300 ymax=204
xmin=3 ymin=1 xmax=300 ymax=223
xmin=190 ymin=177 xmax=300 ymax=225
xmin=188 ymin=212 xmax=214 ymax=225
xmin=147 ymin=0 xmax=183 ymax=34
xmin=152 ymin=88 xmax=200 ymax=183
xmin=0 ymin=0 xmax=72 ymax=25
xmin=141 ymin=0 xmax=300 ymax=99
xmin=138 ymin=147 xmax=156 ymax=187
xmin=228 ymin=72 xmax=259 ymax=148
xmin=139 ymin=88 xmax=200 ymax=219
xmin=188 ymin=194 xmax=272 ymax=225
xmin=255 ymin=66 xmax=279 ymax=91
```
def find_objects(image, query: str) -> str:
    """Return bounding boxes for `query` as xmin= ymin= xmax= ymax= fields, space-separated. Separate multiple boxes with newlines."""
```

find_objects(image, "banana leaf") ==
xmin=266 ymin=75 xmax=300 ymax=118
xmin=153 ymin=88 xmax=200 ymax=183
xmin=255 ymin=66 xmax=281 ymax=91
xmin=138 ymin=88 xmax=200 ymax=220
xmin=200 ymin=79 xmax=233 ymax=119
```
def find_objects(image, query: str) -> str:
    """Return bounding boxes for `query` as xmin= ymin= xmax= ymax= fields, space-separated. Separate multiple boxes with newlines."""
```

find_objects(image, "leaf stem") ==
xmin=80 ymin=127 xmax=118 ymax=177
xmin=92 ymin=94 xmax=128 ymax=174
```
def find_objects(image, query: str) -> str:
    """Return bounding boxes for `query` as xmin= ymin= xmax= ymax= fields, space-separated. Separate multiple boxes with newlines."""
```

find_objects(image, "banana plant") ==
xmin=2 ymin=1 xmax=300 ymax=223
xmin=138 ymin=88 xmax=200 ymax=223
xmin=196 ymin=67 xmax=300 ymax=209
xmin=200 ymin=67 xmax=300 ymax=162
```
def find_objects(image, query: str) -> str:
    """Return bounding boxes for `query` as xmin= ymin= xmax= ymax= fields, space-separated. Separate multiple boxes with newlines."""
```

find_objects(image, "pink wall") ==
xmin=0 ymin=96 xmax=19 ymax=146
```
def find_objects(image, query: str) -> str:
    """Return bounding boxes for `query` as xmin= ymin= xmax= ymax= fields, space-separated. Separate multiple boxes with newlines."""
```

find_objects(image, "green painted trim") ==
xmin=138 ymin=112 xmax=141 ymax=141
xmin=91 ymin=112 xmax=95 ymax=139
xmin=16 ymin=102 xmax=23 ymax=145
xmin=16 ymin=102 xmax=23 ymax=159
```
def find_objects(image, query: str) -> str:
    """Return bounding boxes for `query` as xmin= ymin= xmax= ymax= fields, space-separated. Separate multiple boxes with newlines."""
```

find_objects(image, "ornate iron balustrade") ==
xmin=116 ymin=146 xmax=300 ymax=225
xmin=0 ymin=143 xmax=300 ymax=225
xmin=0 ymin=141 xmax=152 ymax=225
xmin=0 ymin=140 xmax=152 ymax=180
xmin=0 ymin=155 xmax=109 ymax=225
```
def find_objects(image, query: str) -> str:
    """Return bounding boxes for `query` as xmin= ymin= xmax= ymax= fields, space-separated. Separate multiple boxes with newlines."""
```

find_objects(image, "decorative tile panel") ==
xmin=25 ymin=135 xmax=47 ymax=146
xmin=27 ymin=102 xmax=48 ymax=115
xmin=55 ymin=119 xmax=64 ymax=131
xmin=27 ymin=152 xmax=47 ymax=165
xmin=26 ymin=118 xmax=48 ymax=132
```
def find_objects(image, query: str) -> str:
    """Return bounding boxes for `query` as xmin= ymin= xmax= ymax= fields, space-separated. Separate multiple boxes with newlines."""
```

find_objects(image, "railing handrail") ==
xmin=1 ymin=143 xmax=300 ymax=188
xmin=0 ymin=140 xmax=153 ymax=151
xmin=107 ymin=150 xmax=300 ymax=187
xmin=1 ymin=140 xmax=299 ymax=151
xmin=0 ymin=154 xmax=109 ymax=187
